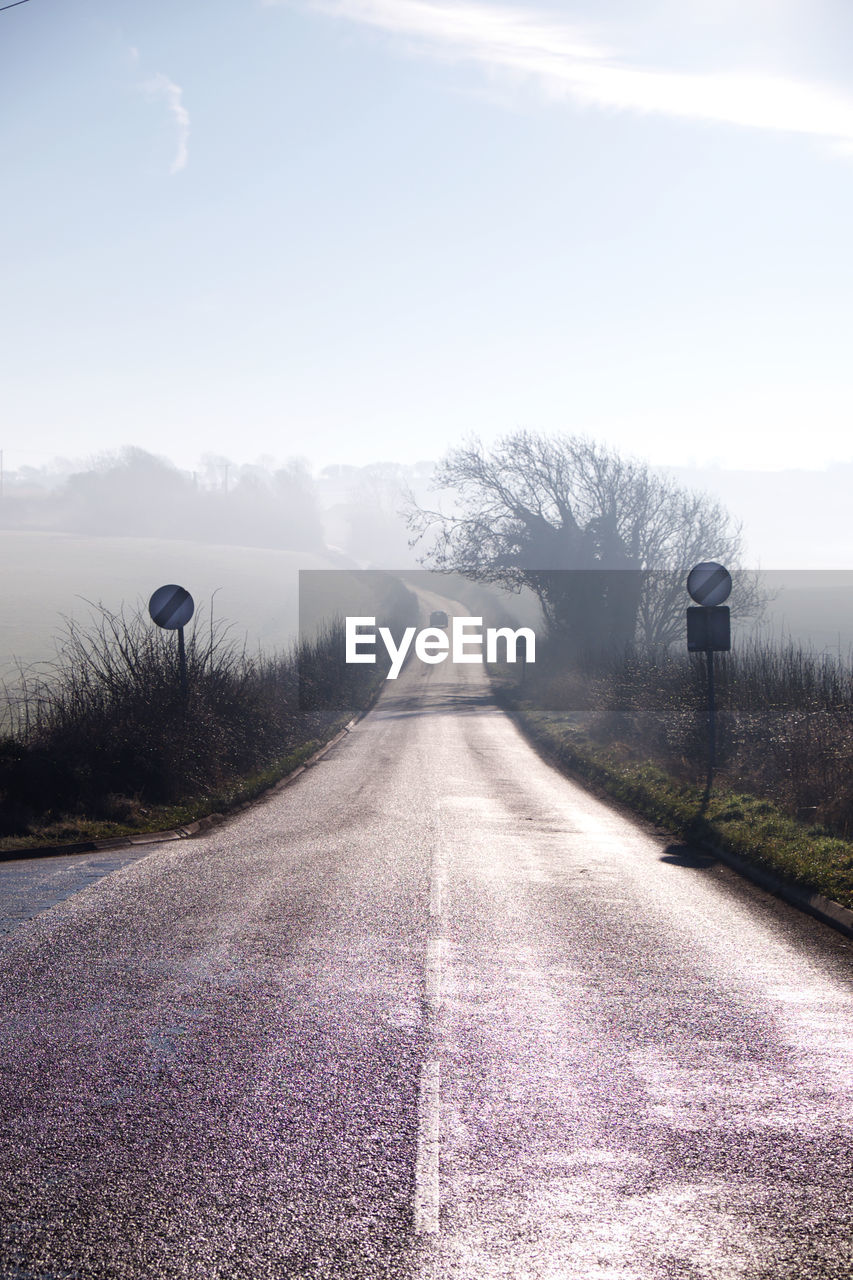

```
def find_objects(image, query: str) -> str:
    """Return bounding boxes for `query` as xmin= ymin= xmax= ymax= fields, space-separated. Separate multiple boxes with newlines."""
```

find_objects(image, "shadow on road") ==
xmin=374 ymin=689 xmax=497 ymax=721
xmin=659 ymin=842 xmax=721 ymax=870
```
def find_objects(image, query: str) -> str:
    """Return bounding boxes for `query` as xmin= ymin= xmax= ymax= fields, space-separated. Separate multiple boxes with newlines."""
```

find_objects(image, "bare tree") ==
xmin=407 ymin=432 xmax=762 ymax=651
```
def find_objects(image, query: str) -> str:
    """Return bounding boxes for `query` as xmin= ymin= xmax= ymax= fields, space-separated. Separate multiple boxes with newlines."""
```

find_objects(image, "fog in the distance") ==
xmin=1 ymin=446 xmax=852 ymax=678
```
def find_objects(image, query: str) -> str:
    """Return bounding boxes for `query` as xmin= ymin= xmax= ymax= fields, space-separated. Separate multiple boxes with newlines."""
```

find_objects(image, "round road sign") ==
xmin=149 ymin=584 xmax=194 ymax=630
xmin=686 ymin=562 xmax=732 ymax=607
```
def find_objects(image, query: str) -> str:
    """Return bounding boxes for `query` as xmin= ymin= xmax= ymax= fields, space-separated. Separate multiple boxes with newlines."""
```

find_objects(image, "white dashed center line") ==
xmin=415 ymin=844 xmax=447 ymax=1235
xmin=414 ymin=1058 xmax=441 ymax=1235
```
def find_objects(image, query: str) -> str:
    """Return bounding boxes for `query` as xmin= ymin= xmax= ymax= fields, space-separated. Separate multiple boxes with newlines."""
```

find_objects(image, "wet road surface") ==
xmin=0 ymin=844 xmax=159 ymax=938
xmin=0 ymin=650 xmax=851 ymax=1278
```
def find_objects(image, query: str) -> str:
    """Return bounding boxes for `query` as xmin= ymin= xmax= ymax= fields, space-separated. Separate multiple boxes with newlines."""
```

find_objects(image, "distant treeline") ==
xmin=0 ymin=448 xmax=325 ymax=551
xmin=2 ymin=448 xmax=440 ymax=565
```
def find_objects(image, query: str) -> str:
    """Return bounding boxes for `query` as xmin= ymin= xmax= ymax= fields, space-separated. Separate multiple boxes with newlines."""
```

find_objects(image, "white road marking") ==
xmin=425 ymin=937 xmax=446 ymax=1012
xmin=429 ymin=852 xmax=446 ymax=918
xmin=415 ymin=838 xmax=447 ymax=1235
xmin=414 ymin=1057 xmax=441 ymax=1234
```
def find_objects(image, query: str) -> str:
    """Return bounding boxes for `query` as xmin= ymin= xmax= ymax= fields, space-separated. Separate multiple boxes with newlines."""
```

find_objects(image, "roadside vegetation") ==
xmin=493 ymin=638 xmax=853 ymax=910
xmin=411 ymin=430 xmax=853 ymax=914
xmin=0 ymin=580 xmax=416 ymax=849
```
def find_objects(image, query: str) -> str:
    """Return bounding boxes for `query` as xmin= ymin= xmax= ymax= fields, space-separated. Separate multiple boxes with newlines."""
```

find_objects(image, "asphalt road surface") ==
xmin=1 ymin=641 xmax=852 ymax=1279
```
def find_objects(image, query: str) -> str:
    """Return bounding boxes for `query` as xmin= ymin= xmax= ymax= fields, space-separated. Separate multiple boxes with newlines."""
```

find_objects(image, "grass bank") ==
xmin=0 ymin=727 xmax=347 ymax=853
xmin=492 ymin=646 xmax=853 ymax=913
xmin=0 ymin=581 xmax=415 ymax=851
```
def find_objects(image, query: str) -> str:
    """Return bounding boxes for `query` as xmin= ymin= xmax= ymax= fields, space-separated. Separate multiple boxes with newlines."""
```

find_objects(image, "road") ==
xmin=0 ymin=640 xmax=852 ymax=1278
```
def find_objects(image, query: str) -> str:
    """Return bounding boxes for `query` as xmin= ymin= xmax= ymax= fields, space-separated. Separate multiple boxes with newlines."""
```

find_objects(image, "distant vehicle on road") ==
xmin=429 ymin=609 xmax=449 ymax=628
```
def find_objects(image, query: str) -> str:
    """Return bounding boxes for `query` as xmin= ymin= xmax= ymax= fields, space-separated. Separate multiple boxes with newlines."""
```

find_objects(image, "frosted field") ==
xmin=0 ymin=531 xmax=345 ymax=682
xmin=3 ymin=533 xmax=852 ymax=691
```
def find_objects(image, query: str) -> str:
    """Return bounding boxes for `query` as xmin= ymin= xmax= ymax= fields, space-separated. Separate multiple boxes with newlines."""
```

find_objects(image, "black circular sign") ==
xmin=149 ymin=584 xmax=194 ymax=630
xmin=686 ymin=562 xmax=732 ymax=606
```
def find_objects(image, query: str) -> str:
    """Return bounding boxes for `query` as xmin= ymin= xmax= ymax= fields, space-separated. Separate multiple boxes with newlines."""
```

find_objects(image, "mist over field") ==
xmin=0 ymin=448 xmax=519 ymax=678
xmin=3 ymin=445 xmax=853 ymax=690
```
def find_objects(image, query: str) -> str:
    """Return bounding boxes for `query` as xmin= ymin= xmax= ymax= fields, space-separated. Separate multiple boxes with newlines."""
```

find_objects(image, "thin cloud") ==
xmin=311 ymin=0 xmax=611 ymax=63
xmin=145 ymin=73 xmax=190 ymax=174
xmin=293 ymin=0 xmax=853 ymax=150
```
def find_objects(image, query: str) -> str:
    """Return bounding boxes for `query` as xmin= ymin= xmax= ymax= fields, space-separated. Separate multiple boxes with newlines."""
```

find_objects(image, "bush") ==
xmin=520 ymin=636 xmax=853 ymax=839
xmin=0 ymin=594 xmax=415 ymax=835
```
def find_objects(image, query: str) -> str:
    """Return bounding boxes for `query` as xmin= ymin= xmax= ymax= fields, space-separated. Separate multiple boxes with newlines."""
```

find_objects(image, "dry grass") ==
xmin=0 ymin=591 xmax=415 ymax=837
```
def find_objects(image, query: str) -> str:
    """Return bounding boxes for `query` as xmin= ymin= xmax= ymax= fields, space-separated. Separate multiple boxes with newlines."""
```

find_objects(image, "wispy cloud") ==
xmin=145 ymin=73 xmax=190 ymax=174
xmin=290 ymin=0 xmax=853 ymax=151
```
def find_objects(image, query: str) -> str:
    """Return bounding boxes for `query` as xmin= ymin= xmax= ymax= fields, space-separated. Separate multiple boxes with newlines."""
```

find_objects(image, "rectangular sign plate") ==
xmin=687 ymin=605 xmax=731 ymax=652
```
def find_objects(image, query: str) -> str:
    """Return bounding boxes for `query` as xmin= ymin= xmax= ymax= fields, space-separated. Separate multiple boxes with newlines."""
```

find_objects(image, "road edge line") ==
xmin=0 ymin=715 xmax=362 ymax=864
xmin=494 ymin=689 xmax=853 ymax=941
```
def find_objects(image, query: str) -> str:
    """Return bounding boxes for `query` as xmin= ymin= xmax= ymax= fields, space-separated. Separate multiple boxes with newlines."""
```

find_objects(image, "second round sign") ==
xmin=149 ymin=584 xmax=194 ymax=630
xmin=686 ymin=562 xmax=732 ymax=607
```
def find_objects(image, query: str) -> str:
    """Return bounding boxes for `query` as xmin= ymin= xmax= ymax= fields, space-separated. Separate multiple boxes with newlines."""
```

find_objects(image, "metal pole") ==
xmin=706 ymin=644 xmax=716 ymax=789
xmin=178 ymin=625 xmax=188 ymax=697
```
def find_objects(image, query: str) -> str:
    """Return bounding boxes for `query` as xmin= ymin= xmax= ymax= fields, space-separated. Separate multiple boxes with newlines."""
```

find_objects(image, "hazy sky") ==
xmin=3 ymin=0 xmax=853 ymax=475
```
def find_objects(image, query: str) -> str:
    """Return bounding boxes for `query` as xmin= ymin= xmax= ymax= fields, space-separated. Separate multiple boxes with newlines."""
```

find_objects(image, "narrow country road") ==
xmin=1 ymin=634 xmax=852 ymax=1279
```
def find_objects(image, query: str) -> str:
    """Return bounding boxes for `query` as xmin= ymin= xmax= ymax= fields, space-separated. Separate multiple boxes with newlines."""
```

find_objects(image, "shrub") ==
xmin=521 ymin=636 xmax=853 ymax=839
xmin=0 ymin=597 xmax=413 ymax=835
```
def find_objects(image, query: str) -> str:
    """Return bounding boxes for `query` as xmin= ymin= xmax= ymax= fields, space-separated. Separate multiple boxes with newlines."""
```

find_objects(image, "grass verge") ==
xmin=496 ymin=689 xmax=853 ymax=912
xmin=0 ymin=586 xmax=419 ymax=852
xmin=0 ymin=709 xmax=358 ymax=854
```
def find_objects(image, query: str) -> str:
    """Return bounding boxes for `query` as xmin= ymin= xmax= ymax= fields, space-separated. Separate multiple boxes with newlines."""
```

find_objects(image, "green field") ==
xmin=0 ymin=531 xmax=347 ymax=682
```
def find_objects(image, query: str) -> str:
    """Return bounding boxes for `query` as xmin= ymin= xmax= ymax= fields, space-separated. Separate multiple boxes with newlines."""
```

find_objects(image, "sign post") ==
xmin=148 ymin=585 xmax=195 ymax=696
xmin=686 ymin=562 xmax=732 ymax=790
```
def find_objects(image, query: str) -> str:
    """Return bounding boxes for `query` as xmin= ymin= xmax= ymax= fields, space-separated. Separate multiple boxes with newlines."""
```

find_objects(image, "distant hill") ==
xmin=745 ymin=570 xmax=853 ymax=659
xmin=0 ymin=532 xmax=351 ymax=680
